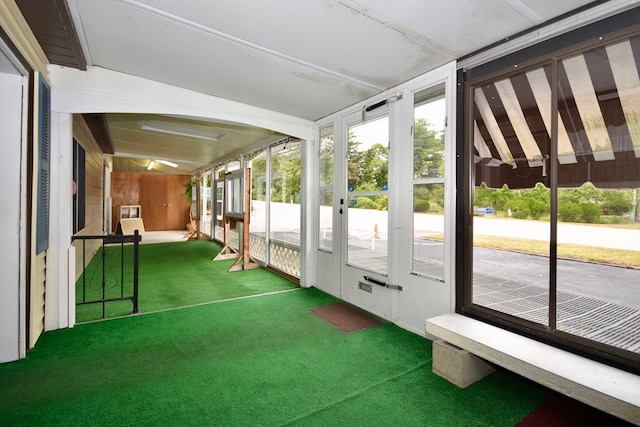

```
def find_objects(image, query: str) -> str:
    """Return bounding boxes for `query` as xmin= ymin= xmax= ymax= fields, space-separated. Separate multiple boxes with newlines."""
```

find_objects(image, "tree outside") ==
xmin=346 ymin=118 xmax=446 ymax=213
xmin=474 ymin=181 xmax=637 ymax=225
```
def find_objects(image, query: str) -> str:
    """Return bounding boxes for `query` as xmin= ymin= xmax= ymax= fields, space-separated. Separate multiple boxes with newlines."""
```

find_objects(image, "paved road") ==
xmin=265 ymin=201 xmax=640 ymax=251
xmin=471 ymin=245 xmax=640 ymax=310
xmin=472 ymin=216 xmax=640 ymax=251
xmin=342 ymin=231 xmax=639 ymax=311
xmin=257 ymin=204 xmax=639 ymax=309
xmin=333 ymin=209 xmax=640 ymax=251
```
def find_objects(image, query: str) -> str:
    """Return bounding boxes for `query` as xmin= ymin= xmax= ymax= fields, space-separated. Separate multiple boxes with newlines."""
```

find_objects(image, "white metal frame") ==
xmin=311 ymin=61 xmax=457 ymax=334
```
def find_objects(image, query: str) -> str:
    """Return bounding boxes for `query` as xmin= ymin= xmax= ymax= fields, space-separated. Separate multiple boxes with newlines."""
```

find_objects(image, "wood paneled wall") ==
xmin=111 ymin=172 xmax=191 ymax=231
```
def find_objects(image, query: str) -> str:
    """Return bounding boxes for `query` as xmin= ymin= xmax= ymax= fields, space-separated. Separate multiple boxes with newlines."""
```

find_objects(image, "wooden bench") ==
xmin=425 ymin=313 xmax=640 ymax=424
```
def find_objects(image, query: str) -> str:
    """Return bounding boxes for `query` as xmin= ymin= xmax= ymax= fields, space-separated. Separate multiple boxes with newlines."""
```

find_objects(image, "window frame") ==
xmin=411 ymin=84 xmax=447 ymax=281
xmin=459 ymin=16 xmax=640 ymax=374
xmin=318 ymin=125 xmax=334 ymax=253
xmin=224 ymin=169 xmax=244 ymax=219
xmin=72 ymin=139 xmax=86 ymax=234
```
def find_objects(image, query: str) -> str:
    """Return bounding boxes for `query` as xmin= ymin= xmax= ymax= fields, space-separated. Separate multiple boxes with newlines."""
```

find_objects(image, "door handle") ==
xmin=363 ymin=275 xmax=403 ymax=291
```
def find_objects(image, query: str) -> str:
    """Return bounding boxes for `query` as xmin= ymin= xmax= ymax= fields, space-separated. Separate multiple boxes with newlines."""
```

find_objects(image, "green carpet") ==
xmin=75 ymin=240 xmax=298 ymax=323
xmin=0 ymin=288 xmax=548 ymax=426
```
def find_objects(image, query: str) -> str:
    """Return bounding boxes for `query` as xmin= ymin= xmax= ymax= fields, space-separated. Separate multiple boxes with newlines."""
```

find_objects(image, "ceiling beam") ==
xmin=82 ymin=113 xmax=114 ymax=154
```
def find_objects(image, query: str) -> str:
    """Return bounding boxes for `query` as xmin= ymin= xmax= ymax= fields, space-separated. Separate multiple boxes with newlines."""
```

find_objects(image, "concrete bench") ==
xmin=425 ymin=313 xmax=640 ymax=424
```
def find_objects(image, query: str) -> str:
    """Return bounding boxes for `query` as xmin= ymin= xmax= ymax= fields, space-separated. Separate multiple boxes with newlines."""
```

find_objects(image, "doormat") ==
xmin=516 ymin=396 xmax=633 ymax=427
xmin=310 ymin=302 xmax=384 ymax=334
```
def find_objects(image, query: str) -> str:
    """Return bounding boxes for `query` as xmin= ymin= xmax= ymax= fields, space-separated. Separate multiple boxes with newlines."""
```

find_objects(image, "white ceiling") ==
xmin=107 ymin=113 xmax=285 ymax=175
xmin=65 ymin=0 xmax=597 ymax=174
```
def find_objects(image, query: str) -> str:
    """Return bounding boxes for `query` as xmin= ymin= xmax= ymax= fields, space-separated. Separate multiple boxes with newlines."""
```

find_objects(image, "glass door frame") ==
xmin=459 ymin=22 xmax=640 ymax=374
xmin=311 ymin=61 xmax=458 ymax=332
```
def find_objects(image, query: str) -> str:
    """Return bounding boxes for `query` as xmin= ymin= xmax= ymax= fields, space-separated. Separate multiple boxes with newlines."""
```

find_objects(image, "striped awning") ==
xmin=473 ymin=35 xmax=640 ymax=189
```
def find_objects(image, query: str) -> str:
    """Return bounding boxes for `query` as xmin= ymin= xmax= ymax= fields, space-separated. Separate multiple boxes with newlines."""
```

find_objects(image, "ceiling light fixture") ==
xmin=156 ymin=160 xmax=178 ymax=168
xmin=141 ymin=120 xmax=224 ymax=141
xmin=147 ymin=160 xmax=155 ymax=170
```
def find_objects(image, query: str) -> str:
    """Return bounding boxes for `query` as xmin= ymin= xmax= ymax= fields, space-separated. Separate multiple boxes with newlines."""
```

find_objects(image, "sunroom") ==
xmin=1 ymin=0 xmax=638 ymax=424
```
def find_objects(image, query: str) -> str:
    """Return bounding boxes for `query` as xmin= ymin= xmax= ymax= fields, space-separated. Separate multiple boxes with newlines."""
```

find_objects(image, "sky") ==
xmin=350 ymin=98 xmax=446 ymax=148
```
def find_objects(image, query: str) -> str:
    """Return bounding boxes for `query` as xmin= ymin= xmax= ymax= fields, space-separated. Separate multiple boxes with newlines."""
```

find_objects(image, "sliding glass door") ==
xmin=554 ymin=40 xmax=640 ymax=350
xmin=470 ymin=63 xmax=552 ymax=327
xmin=465 ymin=31 xmax=640 ymax=371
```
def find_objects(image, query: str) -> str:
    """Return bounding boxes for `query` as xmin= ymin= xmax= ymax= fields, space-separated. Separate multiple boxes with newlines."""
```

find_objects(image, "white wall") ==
xmin=45 ymin=112 xmax=73 ymax=332
xmin=0 ymin=52 xmax=27 ymax=362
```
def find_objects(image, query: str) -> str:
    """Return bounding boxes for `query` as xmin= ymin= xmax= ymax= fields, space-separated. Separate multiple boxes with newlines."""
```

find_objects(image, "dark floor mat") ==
xmin=310 ymin=302 xmax=383 ymax=333
xmin=516 ymin=396 xmax=633 ymax=427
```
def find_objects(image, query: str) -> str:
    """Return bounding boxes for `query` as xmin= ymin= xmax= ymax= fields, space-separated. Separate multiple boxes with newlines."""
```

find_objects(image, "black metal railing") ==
xmin=72 ymin=230 xmax=140 ymax=319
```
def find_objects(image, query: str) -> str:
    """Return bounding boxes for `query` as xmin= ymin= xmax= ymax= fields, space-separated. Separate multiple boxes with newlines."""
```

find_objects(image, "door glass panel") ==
xmin=412 ymin=183 xmax=444 ymax=277
xmin=201 ymin=171 xmax=212 ymax=236
xmin=215 ymin=180 xmax=223 ymax=221
xmin=250 ymin=152 xmax=267 ymax=262
xmin=214 ymin=167 xmax=225 ymax=241
xmin=413 ymin=85 xmax=446 ymax=279
xmin=471 ymin=64 xmax=552 ymax=326
xmin=269 ymin=141 xmax=301 ymax=248
xmin=319 ymin=126 xmax=334 ymax=252
xmin=347 ymin=116 xmax=388 ymax=275
xmin=555 ymin=39 xmax=640 ymax=353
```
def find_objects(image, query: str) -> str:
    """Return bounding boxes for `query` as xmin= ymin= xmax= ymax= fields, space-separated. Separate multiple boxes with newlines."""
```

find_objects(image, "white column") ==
xmin=300 ymin=137 xmax=317 ymax=288
xmin=45 ymin=112 xmax=73 ymax=331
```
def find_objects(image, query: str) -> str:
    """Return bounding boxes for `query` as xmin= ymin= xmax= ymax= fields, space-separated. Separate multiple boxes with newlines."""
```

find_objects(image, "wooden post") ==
xmin=213 ymin=168 xmax=259 ymax=270
xmin=228 ymin=167 xmax=259 ymax=271
xmin=213 ymin=217 xmax=241 ymax=260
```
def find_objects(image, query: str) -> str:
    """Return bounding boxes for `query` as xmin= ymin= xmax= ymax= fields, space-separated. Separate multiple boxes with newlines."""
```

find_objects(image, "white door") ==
xmin=338 ymin=66 xmax=457 ymax=332
xmin=314 ymin=124 xmax=341 ymax=297
xmin=340 ymin=108 xmax=395 ymax=319
xmin=0 ymin=49 xmax=28 ymax=362
xmin=394 ymin=80 xmax=455 ymax=335
xmin=313 ymin=62 xmax=457 ymax=333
